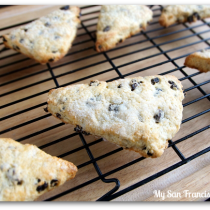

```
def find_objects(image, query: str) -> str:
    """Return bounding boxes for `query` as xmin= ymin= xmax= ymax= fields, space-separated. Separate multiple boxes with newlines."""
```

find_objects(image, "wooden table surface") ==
xmin=0 ymin=5 xmax=210 ymax=202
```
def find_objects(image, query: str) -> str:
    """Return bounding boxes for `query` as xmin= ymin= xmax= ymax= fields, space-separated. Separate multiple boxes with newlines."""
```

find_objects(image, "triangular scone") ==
xmin=0 ymin=138 xmax=77 ymax=201
xmin=159 ymin=5 xmax=210 ymax=27
xmin=95 ymin=5 xmax=153 ymax=52
xmin=2 ymin=6 xmax=80 ymax=64
xmin=184 ymin=49 xmax=210 ymax=73
xmin=47 ymin=75 xmax=184 ymax=158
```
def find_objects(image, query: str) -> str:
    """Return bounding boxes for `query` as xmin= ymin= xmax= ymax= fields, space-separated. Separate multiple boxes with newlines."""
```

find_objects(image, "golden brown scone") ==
xmin=2 ymin=6 xmax=80 ymax=64
xmin=159 ymin=5 xmax=210 ymax=27
xmin=184 ymin=49 xmax=210 ymax=73
xmin=95 ymin=5 xmax=153 ymax=52
xmin=0 ymin=138 xmax=77 ymax=201
xmin=46 ymin=75 xmax=184 ymax=158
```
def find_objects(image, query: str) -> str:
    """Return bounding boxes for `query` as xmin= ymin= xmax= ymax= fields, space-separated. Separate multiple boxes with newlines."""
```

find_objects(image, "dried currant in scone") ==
xmin=130 ymin=79 xmax=137 ymax=84
xmin=108 ymin=104 xmax=119 ymax=112
xmin=56 ymin=113 xmax=61 ymax=119
xmin=168 ymin=80 xmax=179 ymax=90
xmin=154 ymin=109 xmax=164 ymax=123
xmin=17 ymin=180 xmax=23 ymax=185
xmin=82 ymin=131 xmax=90 ymax=135
xmin=156 ymin=88 xmax=162 ymax=92
xmin=151 ymin=77 xmax=159 ymax=85
xmin=130 ymin=79 xmax=143 ymax=91
xmin=13 ymin=45 xmax=20 ymax=51
xmin=147 ymin=151 xmax=153 ymax=156
xmin=36 ymin=182 xmax=48 ymax=193
xmin=154 ymin=87 xmax=163 ymax=96
xmin=50 ymin=179 xmax=59 ymax=187
xmin=187 ymin=12 xmax=201 ymax=23
xmin=193 ymin=12 xmax=201 ymax=20
xmin=48 ymin=58 xmax=55 ymax=62
xmin=74 ymin=125 xmax=90 ymax=135
xmin=97 ymin=45 xmax=102 ymax=50
xmin=103 ymin=26 xmax=110 ymax=32
xmin=60 ymin=5 xmax=70 ymax=10
xmin=54 ymin=35 xmax=60 ymax=40
xmin=44 ymin=22 xmax=51 ymax=27
xmin=89 ymin=80 xmax=100 ymax=86
xmin=74 ymin=125 xmax=83 ymax=133
xmin=142 ymin=146 xmax=153 ymax=156
xmin=130 ymin=79 xmax=138 ymax=91
xmin=131 ymin=83 xmax=138 ymax=91
xmin=187 ymin=15 xmax=194 ymax=23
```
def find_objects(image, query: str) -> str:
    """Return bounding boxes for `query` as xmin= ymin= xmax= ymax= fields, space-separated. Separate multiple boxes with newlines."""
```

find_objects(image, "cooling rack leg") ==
xmin=97 ymin=178 xmax=120 ymax=201
xmin=79 ymin=133 xmax=121 ymax=201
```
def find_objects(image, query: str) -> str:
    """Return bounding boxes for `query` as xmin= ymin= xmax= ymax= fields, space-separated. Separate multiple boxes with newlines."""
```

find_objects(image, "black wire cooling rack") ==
xmin=1 ymin=5 xmax=210 ymax=201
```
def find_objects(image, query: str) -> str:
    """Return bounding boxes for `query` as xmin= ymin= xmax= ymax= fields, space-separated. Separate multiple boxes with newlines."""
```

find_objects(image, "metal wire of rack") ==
xmin=0 ymin=5 xmax=210 ymax=201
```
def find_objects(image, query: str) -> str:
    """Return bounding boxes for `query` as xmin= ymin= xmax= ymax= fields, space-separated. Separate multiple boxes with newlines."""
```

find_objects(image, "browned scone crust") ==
xmin=47 ymin=75 xmax=184 ymax=158
xmin=0 ymin=138 xmax=77 ymax=201
xmin=159 ymin=5 xmax=210 ymax=27
xmin=2 ymin=6 xmax=80 ymax=64
xmin=184 ymin=49 xmax=210 ymax=73
xmin=95 ymin=5 xmax=153 ymax=52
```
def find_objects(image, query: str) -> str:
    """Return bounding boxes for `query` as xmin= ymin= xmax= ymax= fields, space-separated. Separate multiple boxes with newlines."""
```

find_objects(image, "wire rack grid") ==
xmin=0 ymin=5 xmax=210 ymax=201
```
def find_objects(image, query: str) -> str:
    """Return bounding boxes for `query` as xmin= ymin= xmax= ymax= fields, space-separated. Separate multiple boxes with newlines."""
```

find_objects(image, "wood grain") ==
xmin=0 ymin=5 xmax=210 ymax=201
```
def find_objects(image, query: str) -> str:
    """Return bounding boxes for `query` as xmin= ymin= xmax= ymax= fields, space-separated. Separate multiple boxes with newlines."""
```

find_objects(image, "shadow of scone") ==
xmin=47 ymin=75 xmax=184 ymax=158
